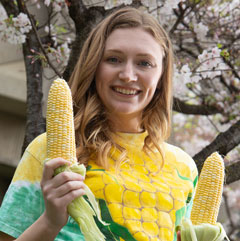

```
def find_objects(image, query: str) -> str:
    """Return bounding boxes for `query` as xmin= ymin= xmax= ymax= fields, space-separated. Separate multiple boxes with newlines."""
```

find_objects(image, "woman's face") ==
xmin=95 ymin=27 xmax=164 ymax=126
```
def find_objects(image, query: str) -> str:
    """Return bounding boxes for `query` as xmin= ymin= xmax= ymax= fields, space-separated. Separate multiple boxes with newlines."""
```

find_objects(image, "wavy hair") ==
xmin=68 ymin=6 xmax=174 ymax=169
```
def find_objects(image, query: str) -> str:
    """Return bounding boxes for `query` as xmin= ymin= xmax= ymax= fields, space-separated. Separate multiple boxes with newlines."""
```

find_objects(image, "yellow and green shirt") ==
xmin=0 ymin=132 xmax=198 ymax=241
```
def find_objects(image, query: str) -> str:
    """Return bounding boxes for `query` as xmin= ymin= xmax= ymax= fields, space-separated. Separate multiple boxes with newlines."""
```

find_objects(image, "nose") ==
xmin=118 ymin=62 xmax=138 ymax=82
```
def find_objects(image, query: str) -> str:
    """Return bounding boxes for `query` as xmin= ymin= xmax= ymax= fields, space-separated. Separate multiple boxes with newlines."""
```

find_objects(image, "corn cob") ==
xmin=46 ymin=78 xmax=76 ymax=170
xmin=190 ymin=152 xmax=225 ymax=225
xmin=177 ymin=152 xmax=230 ymax=241
xmin=46 ymin=78 xmax=107 ymax=241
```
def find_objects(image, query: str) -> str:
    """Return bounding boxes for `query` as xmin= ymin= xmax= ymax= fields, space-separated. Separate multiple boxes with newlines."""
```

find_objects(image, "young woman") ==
xmin=0 ymin=7 xmax=197 ymax=241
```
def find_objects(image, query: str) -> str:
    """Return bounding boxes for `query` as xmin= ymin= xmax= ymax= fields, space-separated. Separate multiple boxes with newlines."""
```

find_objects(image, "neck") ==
xmin=108 ymin=113 xmax=144 ymax=133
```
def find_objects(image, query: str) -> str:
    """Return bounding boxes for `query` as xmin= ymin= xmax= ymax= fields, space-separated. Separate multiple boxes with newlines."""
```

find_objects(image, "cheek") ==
xmin=142 ymin=74 xmax=160 ymax=93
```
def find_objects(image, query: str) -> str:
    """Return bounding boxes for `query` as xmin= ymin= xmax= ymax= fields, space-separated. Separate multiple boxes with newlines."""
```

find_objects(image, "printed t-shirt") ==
xmin=0 ymin=132 xmax=198 ymax=241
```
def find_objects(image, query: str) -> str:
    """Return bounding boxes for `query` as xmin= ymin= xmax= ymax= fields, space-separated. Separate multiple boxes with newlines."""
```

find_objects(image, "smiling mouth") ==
xmin=112 ymin=87 xmax=141 ymax=95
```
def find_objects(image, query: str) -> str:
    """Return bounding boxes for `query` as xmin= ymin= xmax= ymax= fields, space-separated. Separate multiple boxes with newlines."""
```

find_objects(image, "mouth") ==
xmin=112 ymin=86 xmax=141 ymax=96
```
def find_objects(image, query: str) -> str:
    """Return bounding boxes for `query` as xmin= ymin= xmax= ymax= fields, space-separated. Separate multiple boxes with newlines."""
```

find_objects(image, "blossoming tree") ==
xmin=1 ymin=0 xmax=240 ymax=237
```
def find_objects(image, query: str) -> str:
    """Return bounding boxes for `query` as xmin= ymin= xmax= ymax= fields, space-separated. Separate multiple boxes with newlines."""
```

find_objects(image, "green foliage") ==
xmin=55 ymin=25 xmax=68 ymax=34
xmin=220 ymin=49 xmax=230 ymax=60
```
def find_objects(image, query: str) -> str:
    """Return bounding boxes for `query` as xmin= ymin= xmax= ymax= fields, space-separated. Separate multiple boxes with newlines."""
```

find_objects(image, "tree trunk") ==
xmin=63 ymin=0 xmax=108 ymax=81
xmin=21 ymin=32 xmax=45 ymax=153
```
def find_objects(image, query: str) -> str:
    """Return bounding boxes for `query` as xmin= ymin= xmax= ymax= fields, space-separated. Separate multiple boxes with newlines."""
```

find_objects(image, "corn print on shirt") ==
xmin=0 ymin=132 xmax=198 ymax=241
xmin=85 ymin=132 xmax=198 ymax=241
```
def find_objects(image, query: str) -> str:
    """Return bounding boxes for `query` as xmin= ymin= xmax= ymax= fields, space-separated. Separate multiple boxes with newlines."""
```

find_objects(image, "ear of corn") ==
xmin=177 ymin=152 xmax=230 ymax=241
xmin=46 ymin=78 xmax=108 ymax=241
xmin=46 ymin=78 xmax=77 ymax=172
xmin=190 ymin=152 xmax=224 ymax=225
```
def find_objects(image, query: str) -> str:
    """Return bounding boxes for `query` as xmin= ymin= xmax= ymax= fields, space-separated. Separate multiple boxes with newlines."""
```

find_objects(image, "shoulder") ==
xmin=12 ymin=133 xmax=47 ymax=183
xmin=25 ymin=132 xmax=47 ymax=163
xmin=164 ymin=142 xmax=198 ymax=177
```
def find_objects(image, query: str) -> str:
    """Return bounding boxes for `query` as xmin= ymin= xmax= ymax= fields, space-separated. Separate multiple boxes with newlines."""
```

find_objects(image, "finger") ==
xmin=53 ymin=180 xmax=85 ymax=198
xmin=42 ymin=158 xmax=71 ymax=181
xmin=51 ymin=171 xmax=85 ymax=188
xmin=57 ymin=188 xmax=86 ymax=207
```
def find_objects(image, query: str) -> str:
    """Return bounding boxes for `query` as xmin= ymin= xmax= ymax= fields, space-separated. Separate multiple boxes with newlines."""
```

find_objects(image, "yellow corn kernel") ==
xmin=46 ymin=78 xmax=76 ymax=166
xmin=190 ymin=152 xmax=225 ymax=225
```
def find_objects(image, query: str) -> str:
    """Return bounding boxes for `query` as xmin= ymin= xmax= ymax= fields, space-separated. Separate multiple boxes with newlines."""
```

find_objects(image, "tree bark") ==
xmin=193 ymin=119 xmax=240 ymax=183
xmin=63 ymin=0 xmax=109 ymax=81
xmin=173 ymin=97 xmax=222 ymax=115
xmin=12 ymin=0 xmax=46 ymax=153
xmin=21 ymin=32 xmax=46 ymax=153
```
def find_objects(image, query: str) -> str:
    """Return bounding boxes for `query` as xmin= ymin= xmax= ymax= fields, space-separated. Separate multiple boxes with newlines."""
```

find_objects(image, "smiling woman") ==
xmin=0 ymin=6 xmax=197 ymax=241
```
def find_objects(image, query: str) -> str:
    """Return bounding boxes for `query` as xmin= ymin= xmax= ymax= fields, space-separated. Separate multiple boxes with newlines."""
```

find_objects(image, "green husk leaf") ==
xmin=68 ymin=196 xmax=106 ymax=241
xmin=54 ymin=163 xmax=108 ymax=241
xmin=177 ymin=219 xmax=230 ymax=241
xmin=84 ymin=184 xmax=108 ymax=226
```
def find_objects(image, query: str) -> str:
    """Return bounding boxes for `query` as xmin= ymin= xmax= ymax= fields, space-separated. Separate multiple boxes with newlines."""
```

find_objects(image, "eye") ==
xmin=106 ymin=57 xmax=120 ymax=63
xmin=138 ymin=60 xmax=153 ymax=67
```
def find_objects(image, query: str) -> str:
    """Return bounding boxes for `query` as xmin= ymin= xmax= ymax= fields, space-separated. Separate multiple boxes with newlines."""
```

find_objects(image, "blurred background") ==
xmin=0 ymin=0 xmax=239 ymax=240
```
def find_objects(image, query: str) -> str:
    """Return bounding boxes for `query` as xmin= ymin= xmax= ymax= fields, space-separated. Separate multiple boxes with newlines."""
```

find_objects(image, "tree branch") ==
xmin=173 ymin=97 xmax=222 ymax=115
xmin=23 ymin=3 xmax=62 ymax=77
xmin=170 ymin=4 xmax=190 ymax=35
xmin=193 ymin=119 xmax=240 ymax=184
xmin=225 ymin=160 xmax=240 ymax=185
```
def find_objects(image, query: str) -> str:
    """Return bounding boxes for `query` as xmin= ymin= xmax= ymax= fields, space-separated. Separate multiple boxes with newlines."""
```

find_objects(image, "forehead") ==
xmin=104 ymin=27 xmax=163 ymax=58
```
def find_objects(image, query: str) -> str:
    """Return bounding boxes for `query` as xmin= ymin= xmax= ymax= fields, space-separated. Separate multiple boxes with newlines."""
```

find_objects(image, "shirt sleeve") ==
xmin=0 ymin=133 xmax=85 ymax=241
xmin=0 ymin=135 xmax=45 ymax=238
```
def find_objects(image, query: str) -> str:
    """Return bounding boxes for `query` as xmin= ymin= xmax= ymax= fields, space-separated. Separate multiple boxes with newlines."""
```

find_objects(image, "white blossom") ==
xmin=104 ymin=0 xmax=132 ymax=10
xmin=193 ymin=21 xmax=209 ymax=41
xmin=191 ymin=75 xmax=201 ymax=83
xmin=159 ymin=2 xmax=173 ymax=15
xmin=0 ymin=12 xmax=32 ymax=44
xmin=44 ymin=0 xmax=51 ymax=6
xmin=44 ymin=24 xmax=54 ymax=34
xmin=0 ymin=4 xmax=7 ymax=21
xmin=197 ymin=47 xmax=226 ymax=79
xmin=167 ymin=0 xmax=183 ymax=9
xmin=48 ymin=42 xmax=70 ymax=66
xmin=49 ymin=0 xmax=67 ymax=12
xmin=180 ymin=64 xmax=192 ymax=84
xmin=13 ymin=13 xmax=32 ymax=33
xmin=53 ymin=3 xmax=62 ymax=12
xmin=173 ymin=64 xmax=191 ymax=96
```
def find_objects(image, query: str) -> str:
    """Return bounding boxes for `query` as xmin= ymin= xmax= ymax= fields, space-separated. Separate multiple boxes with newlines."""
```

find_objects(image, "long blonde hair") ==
xmin=69 ymin=7 xmax=174 ymax=169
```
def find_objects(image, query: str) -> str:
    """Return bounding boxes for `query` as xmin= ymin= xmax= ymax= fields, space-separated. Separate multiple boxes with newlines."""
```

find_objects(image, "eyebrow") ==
xmin=105 ymin=49 xmax=156 ymax=59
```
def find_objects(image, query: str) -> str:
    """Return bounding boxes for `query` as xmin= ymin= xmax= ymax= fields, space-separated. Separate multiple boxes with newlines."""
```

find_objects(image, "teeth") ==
xmin=114 ymin=87 xmax=138 ymax=95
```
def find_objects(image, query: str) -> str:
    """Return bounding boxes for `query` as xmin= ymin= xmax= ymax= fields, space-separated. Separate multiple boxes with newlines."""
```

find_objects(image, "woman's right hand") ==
xmin=40 ymin=158 xmax=85 ymax=232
